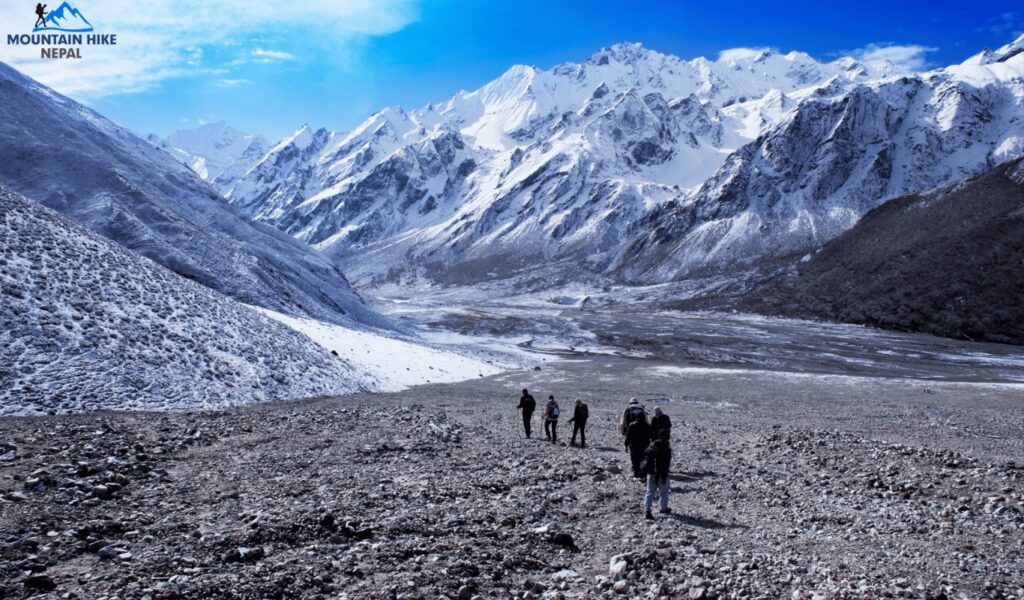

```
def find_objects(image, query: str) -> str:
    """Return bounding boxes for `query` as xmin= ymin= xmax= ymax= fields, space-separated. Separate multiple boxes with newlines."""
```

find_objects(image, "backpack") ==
xmin=625 ymin=419 xmax=651 ymax=447
xmin=550 ymin=405 xmax=560 ymax=417
xmin=624 ymin=405 xmax=645 ymax=425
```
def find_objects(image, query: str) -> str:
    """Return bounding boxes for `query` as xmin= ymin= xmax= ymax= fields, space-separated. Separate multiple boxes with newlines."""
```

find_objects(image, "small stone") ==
xmin=457 ymin=585 xmax=474 ymax=600
xmin=25 ymin=574 xmax=56 ymax=592
xmin=223 ymin=546 xmax=264 ymax=563
xmin=90 ymin=485 xmax=113 ymax=500
xmin=549 ymin=532 xmax=576 ymax=549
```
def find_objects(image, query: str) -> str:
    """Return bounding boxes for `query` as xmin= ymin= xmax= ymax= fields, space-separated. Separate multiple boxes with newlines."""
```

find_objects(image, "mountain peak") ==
xmin=717 ymin=47 xmax=776 ymax=63
xmin=587 ymin=42 xmax=662 ymax=66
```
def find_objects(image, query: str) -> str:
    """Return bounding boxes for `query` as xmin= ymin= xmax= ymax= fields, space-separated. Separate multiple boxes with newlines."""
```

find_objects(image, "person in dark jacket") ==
xmin=568 ymin=399 xmax=589 ymax=447
xmin=619 ymin=398 xmax=646 ymax=435
xmin=517 ymin=389 xmax=536 ymax=438
xmin=623 ymin=399 xmax=652 ymax=478
xmin=651 ymin=407 xmax=671 ymax=436
xmin=643 ymin=428 xmax=672 ymax=519
xmin=543 ymin=395 xmax=560 ymax=443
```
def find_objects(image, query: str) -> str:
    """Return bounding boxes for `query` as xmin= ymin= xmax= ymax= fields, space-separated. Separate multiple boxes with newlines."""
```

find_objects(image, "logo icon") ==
xmin=33 ymin=2 xmax=93 ymax=33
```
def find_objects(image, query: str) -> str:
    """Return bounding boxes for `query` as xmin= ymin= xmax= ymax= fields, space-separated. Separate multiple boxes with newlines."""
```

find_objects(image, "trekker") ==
xmin=543 ymin=395 xmax=560 ymax=443
xmin=517 ymin=388 xmax=536 ymax=438
xmin=643 ymin=428 xmax=673 ymax=520
xmin=568 ymin=399 xmax=589 ymax=447
xmin=35 ymin=4 xmax=47 ymax=28
xmin=621 ymin=398 xmax=651 ymax=477
xmin=651 ymin=406 xmax=671 ymax=437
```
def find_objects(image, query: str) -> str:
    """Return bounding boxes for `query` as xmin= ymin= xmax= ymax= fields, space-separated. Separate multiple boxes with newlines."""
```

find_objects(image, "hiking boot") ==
xmin=659 ymin=508 xmax=672 ymax=514
xmin=645 ymin=511 xmax=654 ymax=520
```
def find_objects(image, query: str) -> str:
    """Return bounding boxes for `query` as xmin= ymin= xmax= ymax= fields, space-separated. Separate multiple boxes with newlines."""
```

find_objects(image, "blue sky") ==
xmin=3 ymin=0 xmax=1022 ymax=140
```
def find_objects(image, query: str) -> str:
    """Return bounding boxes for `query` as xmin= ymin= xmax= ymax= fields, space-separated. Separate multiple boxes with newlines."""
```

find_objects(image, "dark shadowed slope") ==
xmin=746 ymin=158 xmax=1024 ymax=345
xmin=0 ymin=62 xmax=387 ymax=329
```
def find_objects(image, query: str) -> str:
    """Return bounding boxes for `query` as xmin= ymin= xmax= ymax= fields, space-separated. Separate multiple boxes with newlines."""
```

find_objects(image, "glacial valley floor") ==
xmin=2 ymin=349 xmax=1023 ymax=599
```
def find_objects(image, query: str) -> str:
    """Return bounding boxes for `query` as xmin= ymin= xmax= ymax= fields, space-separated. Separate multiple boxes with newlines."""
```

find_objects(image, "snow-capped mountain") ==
xmin=0 ymin=61 xmax=386 ymax=328
xmin=0 ymin=188 xmax=371 ymax=415
xmin=150 ymin=121 xmax=270 ymax=193
xmin=222 ymin=42 xmax=908 ymax=285
xmin=174 ymin=35 xmax=1024 ymax=290
xmin=616 ymin=37 xmax=1024 ymax=282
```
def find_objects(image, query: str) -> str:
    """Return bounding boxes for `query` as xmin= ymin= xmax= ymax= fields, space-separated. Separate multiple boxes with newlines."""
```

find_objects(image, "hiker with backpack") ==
xmin=517 ymin=388 xmax=536 ymax=438
xmin=642 ymin=428 xmax=673 ymax=520
xmin=543 ymin=395 xmax=560 ymax=443
xmin=568 ymin=399 xmax=589 ymax=448
xmin=620 ymin=398 xmax=651 ymax=477
xmin=651 ymin=406 xmax=671 ymax=436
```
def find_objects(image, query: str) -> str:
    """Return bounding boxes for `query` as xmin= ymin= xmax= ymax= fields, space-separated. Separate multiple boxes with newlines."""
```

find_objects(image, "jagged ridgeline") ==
xmin=159 ymin=36 xmax=1024 ymax=287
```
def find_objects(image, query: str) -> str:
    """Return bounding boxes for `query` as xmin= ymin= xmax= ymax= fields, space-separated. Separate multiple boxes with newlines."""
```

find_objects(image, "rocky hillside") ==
xmin=0 ymin=189 xmax=372 ymax=415
xmin=1 ymin=357 xmax=1021 ymax=598
xmin=744 ymin=159 xmax=1024 ymax=345
xmin=0 ymin=62 xmax=384 ymax=328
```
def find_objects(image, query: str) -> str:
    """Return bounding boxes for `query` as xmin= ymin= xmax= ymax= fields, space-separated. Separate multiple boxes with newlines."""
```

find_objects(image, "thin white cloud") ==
xmin=251 ymin=48 xmax=295 ymax=63
xmin=216 ymin=78 xmax=250 ymax=87
xmin=984 ymin=12 xmax=1024 ymax=37
xmin=0 ymin=0 xmax=420 ymax=98
xmin=850 ymin=43 xmax=938 ymax=72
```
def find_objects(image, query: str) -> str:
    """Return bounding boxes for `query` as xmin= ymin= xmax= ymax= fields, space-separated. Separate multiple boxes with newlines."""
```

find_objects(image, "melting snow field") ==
xmin=254 ymin=308 xmax=510 ymax=392
xmin=645 ymin=365 xmax=1024 ymax=391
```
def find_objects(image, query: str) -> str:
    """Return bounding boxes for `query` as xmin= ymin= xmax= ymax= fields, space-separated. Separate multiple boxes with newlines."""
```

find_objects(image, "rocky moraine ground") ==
xmin=1 ymin=311 xmax=1023 ymax=599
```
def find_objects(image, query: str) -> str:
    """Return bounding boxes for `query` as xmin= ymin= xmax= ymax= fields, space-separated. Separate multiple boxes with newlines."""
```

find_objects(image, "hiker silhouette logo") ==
xmin=32 ymin=1 xmax=93 ymax=33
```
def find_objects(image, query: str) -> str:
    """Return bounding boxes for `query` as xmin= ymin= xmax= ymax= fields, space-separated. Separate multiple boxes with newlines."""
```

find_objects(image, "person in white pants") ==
xmin=643 ymin=428 xmax=672 ymax=519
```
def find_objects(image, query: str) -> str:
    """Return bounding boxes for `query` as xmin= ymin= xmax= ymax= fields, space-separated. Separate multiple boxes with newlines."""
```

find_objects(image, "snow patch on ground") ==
xmin=254 ymin=308 xmax=509 ymax=392
xmin=646 ymin=365 xmax=1024 ymax=389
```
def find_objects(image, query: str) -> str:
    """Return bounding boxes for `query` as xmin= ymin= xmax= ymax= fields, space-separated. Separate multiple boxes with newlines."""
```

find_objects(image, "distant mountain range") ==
xmin=148 ymin=122 xmax=270 ymax=192
xmin=158 ymin=35 xmax=1024 ymax=292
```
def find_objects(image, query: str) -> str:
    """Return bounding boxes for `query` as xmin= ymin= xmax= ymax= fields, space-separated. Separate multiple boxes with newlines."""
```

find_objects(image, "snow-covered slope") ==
xmin=617 ymin=36 xmax=1024 ymax=281
xmin=150 ymin=121 xmax=270 ymax=193
xmin=223 ymin=43 xmax=908 ymax=285
xmin=0 ymin=188 xmax=371 ymax=415
xmin=180 ymin=36 xmax=1024 ymax=289
xmin=0 ymin=61 xmax=385 ymax=328
xmin=255 ymin=308 xmax=504 ymax=392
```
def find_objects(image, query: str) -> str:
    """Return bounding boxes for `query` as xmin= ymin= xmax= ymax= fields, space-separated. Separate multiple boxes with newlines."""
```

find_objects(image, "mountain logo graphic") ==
xmin=33 ymin=2 xmax=94 ymax=33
